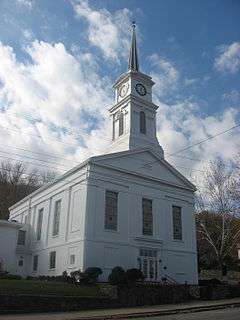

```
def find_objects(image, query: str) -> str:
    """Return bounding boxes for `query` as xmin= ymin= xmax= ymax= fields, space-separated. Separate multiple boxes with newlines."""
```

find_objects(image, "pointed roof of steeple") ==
xmin=128 ymin=22 xmax=139 ymax=72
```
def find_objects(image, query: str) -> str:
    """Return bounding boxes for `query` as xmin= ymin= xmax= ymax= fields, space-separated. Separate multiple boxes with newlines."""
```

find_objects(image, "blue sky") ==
xmin=0 ymin=0 xmax=239 ymax=180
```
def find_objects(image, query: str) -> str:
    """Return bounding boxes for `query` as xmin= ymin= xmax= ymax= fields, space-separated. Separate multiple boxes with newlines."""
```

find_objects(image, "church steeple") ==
xmin=107 ymin=24 xmax=164 ymax=157
xmin=128 ymin=22 xmax=139 ymax=72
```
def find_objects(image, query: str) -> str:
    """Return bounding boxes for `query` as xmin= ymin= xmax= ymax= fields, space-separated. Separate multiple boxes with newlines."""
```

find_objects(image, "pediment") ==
xmin=91 ymin=149 xmax=196 ymax=191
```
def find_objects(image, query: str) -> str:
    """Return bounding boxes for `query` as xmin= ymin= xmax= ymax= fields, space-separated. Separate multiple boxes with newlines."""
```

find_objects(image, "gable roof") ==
xmin=9 ymin=147 xmax=196 ymax=211
xmin=90 ymin=147 xmax=196 ymax=191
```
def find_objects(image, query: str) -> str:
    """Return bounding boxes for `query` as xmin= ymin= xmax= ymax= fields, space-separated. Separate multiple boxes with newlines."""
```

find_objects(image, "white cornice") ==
xmin=113 ymin=70 xmax=154 ymax=88
xmin=108 ymin=94 xmax=158 ymax=113
xmin=0 ymin=219 xmax=23 ymax=229
xmin=9 ymin=161 xmax=90 ymax=211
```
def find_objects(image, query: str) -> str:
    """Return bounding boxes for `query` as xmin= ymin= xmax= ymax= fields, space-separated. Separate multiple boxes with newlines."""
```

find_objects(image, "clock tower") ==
xmin=108 ymin=23 xmax=164 ymax=157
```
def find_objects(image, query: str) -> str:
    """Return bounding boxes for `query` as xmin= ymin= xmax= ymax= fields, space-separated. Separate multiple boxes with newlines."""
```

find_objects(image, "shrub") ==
xmin=83 ymin=267 xmax=103 ymax=284
xmin=108 ymin=266 xmax=127 ymax=285
xmin=62 ymin=270 xmax=69 ymax=280
xmin=199 ymin=278 xmax=222 ymax=286
xmin=70 ymin=268 xmax=102 ymax=285
xmin=126 ymin=268 xmax=144 ymax=284
xmin=70 ymin=270 xmax=82 ymax=283
xmin=26 ymin=276 xmax=37 ymax=280
xmin=0 ymin=271 xmax=22 ymax=280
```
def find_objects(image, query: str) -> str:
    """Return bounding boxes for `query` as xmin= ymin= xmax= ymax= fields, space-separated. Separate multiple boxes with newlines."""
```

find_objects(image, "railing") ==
xmin=136 ymin=275 xmax=179 ymax=286
xmin=161 ymin=274 xmax=178 ymax=284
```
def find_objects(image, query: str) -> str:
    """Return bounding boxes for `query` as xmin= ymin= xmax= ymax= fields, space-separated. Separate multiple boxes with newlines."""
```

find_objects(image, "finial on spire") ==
xmin=128 ymin=21 xmax=139 ymax=72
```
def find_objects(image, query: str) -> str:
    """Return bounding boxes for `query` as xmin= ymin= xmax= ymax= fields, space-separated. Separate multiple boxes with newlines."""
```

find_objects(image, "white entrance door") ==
xmin=138 ymin=249 xmax=159 ymax=281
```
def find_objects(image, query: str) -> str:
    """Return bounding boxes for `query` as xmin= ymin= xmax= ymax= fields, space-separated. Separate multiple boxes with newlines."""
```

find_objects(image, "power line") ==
xmin=1 ymin=110 xmax=112 ymax=144
xmin=139 ymin=123 xmax=240 ymax=169
xmin=0 ymin=150 xmax=72 ymax=170
xmin=167 ymin=123 xmax=240 ymax=157
xmin=0 ymin=166 xmax=54 ymax=180
xmin=0 ymin=154 xmax=67 ymax=173
xmin=0 ymin=145 xmax=211 ymax=178
xmin=0 ymin=125 xmax=111 ymax=154
xmin=0 ymin=143 xmax=80 ymax=165
xmin=166 ymin=154 xmax=236 ymax=170
xmin=174 ymin=164 xmax=205 ymax=173
xmin=0 ymin=125 xmax=79 ymax=147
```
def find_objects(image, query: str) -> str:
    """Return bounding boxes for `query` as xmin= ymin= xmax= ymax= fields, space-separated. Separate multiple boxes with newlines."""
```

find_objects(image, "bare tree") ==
xmin=0 ymin=160 xmax=56 ymax=220
xmin=196 ymin=159 xmax=240 ymax=274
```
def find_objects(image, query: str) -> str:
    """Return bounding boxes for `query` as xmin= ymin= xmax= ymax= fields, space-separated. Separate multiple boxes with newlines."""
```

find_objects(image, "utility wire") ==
xmin=0 ymin=125 xmax=111 ymax=153
xmin=0 ymin=150 xmax=72 ymax=170
xmin=0 ymin=143 xmax=80 ymax=165
xmin=167 ymin=123 xmax=240 ymax=157
xmin=0 ymin=154 xmax=67 ymax=173
xmin=139 ymin=123 xmax=240 ymax=169
xmin=1 ymin=110 xmax=112 ymax=143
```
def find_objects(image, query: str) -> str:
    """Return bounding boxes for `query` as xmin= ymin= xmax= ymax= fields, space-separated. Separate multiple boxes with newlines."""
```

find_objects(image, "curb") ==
xmin=70 ymin=302 xmax=240 ymax=320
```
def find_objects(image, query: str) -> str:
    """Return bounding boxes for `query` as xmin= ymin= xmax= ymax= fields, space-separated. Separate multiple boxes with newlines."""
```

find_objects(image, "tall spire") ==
xmin=128 ymin=22 xmax=139 ymax=72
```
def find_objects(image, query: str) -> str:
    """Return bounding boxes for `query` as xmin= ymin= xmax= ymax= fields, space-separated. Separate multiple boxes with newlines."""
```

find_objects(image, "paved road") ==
xmin=0 ymin=306 xmax=240 ymax=320
xmin=137 ymin=307 xmax=240 ymax=320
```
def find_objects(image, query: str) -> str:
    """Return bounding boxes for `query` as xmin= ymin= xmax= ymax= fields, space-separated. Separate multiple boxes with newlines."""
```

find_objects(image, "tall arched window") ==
xmin=119 ymin=112 xmax=124 ymax=136
xmin=140 ymin=111 xmax=146 ymax=134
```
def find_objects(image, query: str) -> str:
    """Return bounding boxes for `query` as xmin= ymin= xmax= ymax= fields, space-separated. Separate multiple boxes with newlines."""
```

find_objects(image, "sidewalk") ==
xmin=1 ymin=298 xmax=240 ymax=320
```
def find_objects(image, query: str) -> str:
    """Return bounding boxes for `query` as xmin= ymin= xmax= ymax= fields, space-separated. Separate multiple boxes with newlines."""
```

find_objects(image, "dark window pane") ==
xmin=142 ymin=198 xmax=153 ymax=235
xmin=33 ymin=255 xmax=38 ymax=271
xmin=119 ymin=112 xmax=124 ymax=136
xmin=49 ymin=251 xmax=56 ymax=269
xmin=17 ymin=230 xmax=26 ymax=245
xmin=18 ymin=260 xmax=23 ymax=267
xmin=52 ymin=200 xmax=61 ymax=236
xmin=105 ymin=191 xmax=118 ymax=231
xmin=140 ymin=111 xmax=146 ymax=134
xmin=36 ymin=208 xmax=43 ymax=241
xmin=172 ymin=206 xmax=182 ymax=240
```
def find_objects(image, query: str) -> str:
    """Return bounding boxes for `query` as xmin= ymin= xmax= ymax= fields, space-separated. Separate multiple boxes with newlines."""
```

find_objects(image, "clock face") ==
xmin=135 ymin=83 xmax=147 ymax=96
xmin=119 ymin=83 xmax=129 ymax=98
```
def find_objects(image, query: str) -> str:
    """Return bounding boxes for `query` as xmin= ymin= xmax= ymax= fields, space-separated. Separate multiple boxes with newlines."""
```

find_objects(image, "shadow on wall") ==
xmin=0 ymin=258 xmax=4 ymax=272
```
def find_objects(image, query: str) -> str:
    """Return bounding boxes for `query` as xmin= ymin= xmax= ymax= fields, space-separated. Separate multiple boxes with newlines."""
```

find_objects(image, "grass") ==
xmin=0 ymin=279 xmax=100 ymax=297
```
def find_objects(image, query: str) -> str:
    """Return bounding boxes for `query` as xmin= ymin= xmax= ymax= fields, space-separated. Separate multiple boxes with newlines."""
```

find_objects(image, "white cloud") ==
xmin=184 ymin=78 xmax=197 ymax=86
xmin=214 ymin=42 xmax=240 ymax=74
xmin=16 ymin=0 xmax=33 ymax=9
xmin=149 ymin=54 xmax=180 ymax=97
xmin=22 ymin=29 xmax=33 ymax=41
xmin=72 ymin=0 xmax=131 ymax=61
xmin=155 ymin=98 xmax=240 ymax=181
xmin=0 ymin=37 xmax=239 ymax=184
xmin=0 ymin=40 xmax=112 ymax=173
xmin=222 ymin=90 xmax=240 ymax=105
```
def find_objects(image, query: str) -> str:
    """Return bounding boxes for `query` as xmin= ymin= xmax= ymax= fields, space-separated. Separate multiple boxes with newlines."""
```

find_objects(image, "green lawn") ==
xmin=0 ymin=279 xmax=100 ymax=297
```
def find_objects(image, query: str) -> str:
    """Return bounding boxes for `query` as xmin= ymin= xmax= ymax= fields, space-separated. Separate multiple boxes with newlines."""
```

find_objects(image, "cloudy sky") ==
xmin=0 ymin=0 xmax=239 ymax=183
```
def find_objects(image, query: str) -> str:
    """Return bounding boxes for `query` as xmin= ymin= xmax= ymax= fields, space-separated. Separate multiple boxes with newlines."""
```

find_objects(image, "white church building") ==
xmin=4 ymin=25 xmax=198 ymax=284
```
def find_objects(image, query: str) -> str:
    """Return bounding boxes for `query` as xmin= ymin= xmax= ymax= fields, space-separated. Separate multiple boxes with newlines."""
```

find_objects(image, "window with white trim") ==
xmin=140 ymin=111 xmax=146 ymax=134
xmin=105 ymin=191 xmax=118 ymax=231
xmin=33 ymin=255 xmax=38 ymax=272
xmin=18 ymin=259 xmax=24 ymax=267
xmin=36 ymin=208 xmax=43 ymax=241
xmin=172 ymin=206 xmax=182 ymax=240
xmin=49 ymin=251 xmax=56 ymax=269
xmin=17 ymin=230 xmax=26 ymax=245
xmin=70 ymin=254 xmax=75 ymax=265
xmin=119 ymin=112 xmax=124 ymax=136
xmin=142 ymin=198 xmax=153 ymax=236
xmin=52 ymin=200 xmax=61 ymax=236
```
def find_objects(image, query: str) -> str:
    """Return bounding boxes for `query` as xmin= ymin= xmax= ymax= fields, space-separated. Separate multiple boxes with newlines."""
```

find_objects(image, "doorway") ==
xmin=138 ymin=248 xmax=159 ymax=281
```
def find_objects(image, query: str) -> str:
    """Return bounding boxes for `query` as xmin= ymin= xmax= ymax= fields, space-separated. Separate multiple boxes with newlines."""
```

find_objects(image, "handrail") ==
xmin=162 ymin=274 xmax=178 ymax=284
